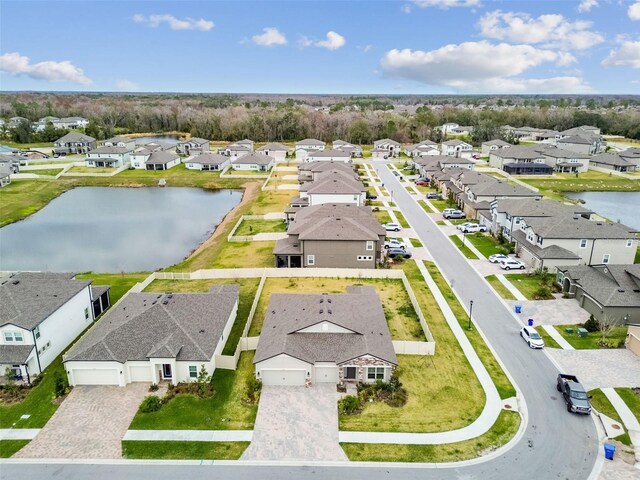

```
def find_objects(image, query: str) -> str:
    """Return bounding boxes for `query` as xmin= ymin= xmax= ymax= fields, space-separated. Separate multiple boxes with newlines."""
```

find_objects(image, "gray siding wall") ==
xmin=303 ymin=239 xmax=379 ymax=268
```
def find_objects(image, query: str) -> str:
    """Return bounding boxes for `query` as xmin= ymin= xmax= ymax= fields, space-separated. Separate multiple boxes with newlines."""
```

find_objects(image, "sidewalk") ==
xmin=602 ymin=388 xmax=640 ymax=468
xmin=495 ymin=275 xmax=527 ymax=301
xmin=0 ymin=429 xmax=40 ymax=440
xmin=124 ymin=430 xmax=253 ymax=442
xmin=541 ymin=325 xmax=575 ymax=350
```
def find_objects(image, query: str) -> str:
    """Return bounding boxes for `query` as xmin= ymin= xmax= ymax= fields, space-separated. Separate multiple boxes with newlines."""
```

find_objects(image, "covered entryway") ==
xmin=261 ymin=369 xmax=306 ymax=386
xmin=69 ymin=368 xmax=119 ymax=386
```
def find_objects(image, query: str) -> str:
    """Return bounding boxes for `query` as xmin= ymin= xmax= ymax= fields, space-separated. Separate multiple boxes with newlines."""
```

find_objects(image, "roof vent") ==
xmin=597 ymin=222 xmax=603 ymax=226
xmin=162 ymin=299 xmax=169 ymax=305
xmin=320 ymin=298 xmax=324 ymax=303
xmin=12 ymin=280 xmax=19 ymax=285
xmin=327 ymin=298 xmax=332 ymax=303
xmin=617 ymin=289 xmax=625 ymax=293
xmin=328 ymin=309 xmax=332 ymax=314
xmin=199 ymin=329 xmax=205 ymax=334
xmin=319 ymin=309 xmax=324 ymax=314
xmin=167 ymin=293 xmax=173 ymax=298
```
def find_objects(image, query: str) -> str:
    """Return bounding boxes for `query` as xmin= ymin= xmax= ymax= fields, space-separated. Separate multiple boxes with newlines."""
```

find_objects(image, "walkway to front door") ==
xmin=241 ymin=384 xmax=347 ymax=461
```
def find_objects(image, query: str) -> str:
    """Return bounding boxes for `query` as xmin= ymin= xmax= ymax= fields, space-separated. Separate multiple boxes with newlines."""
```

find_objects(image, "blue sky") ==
xmin=1 ymin=0 xmax=639 ymax=94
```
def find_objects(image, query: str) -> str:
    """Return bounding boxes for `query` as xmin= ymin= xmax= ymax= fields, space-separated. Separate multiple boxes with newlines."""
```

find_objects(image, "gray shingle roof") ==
xmin=55 ymin=132 xmax=96 ymax=144
xmin=558 ymin=135 xmax=592 ymax=145
xmin=308 ymin=149 xmax=351 ymax=158
xmin=189 ymin=153 xmax=229 ymax=165
xmin=64 ymin=285 xmax=239 ymax=363
xmin=88 ymin=146 xmax=132 ymax=155
xmin=298 ymin=161 xmax=355 ymax=175
xmin=557 ymin=264 xmax=640 ymax=308
xmin=591 ymin=153 xmax=634 ymax=168
xmin=0 ymin=273 xmax=91 ymax=330
xmin=513 ymin=231 xmax=581 ymax=260
xmin=300 ymin=171 xmax=365 ymax=195
xmin=442 ymin=139 xmax=470 ymax=146
xmin=231 ymin=153 xmax=274 ymax=165
xmin=491 ymin=145 xmax=544 ymax=160
xmin=374 ymin=138 xmax=400 ymax=147
xmin=524 ymin=216 xmax=636 ymax=239
xmin=494 ymin=197 xmax=593 ymax=218
xmin=287 ymin=203 xmax=385 ymax=241
xmin=254 ymin=286 xmax=397 ymax=365
xmin=469 ymin=180 xmax=539 ymax=198
xmin=147 ymin=151 xmax=180 ymax=165
xmin=180 ymin=137 xmax=209 ymax=145
xmin=257 ymin=142 xmax=289 ymax=152
xmin=296 ymin=139 xmax=325 ymax=146
xmin=0 ymin=345 xmax=34 ymax=364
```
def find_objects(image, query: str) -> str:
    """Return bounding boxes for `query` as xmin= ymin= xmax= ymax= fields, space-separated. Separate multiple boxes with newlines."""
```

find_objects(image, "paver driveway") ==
xmin=14 ymin=383 xmax=151 ymax=459
xmin=507 ymin=296 xmax=590 ymax=326
xmin=241 ymin=384 xmax=347 ymax=461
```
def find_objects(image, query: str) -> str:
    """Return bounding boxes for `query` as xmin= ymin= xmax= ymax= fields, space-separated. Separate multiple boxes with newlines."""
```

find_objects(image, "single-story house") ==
xmin=144 ymin=151 xmax=181 ymax=170
xmin=333 ymin=140 xmax=363 ymax=157
xmin=219 ymin=144 xmax=251 ymax=159
xmin=176 ymin=138 xmax=210 ymax=155
xmin=371 ymin=148 xmax=390 ymax=159
xmin=441 ymin=139 xmax=472 ymax=157
xmin=64 ymin=285 xmax=239 ymax=386
xmin=231 ymin=153 xmax=275 ymax=171
xmin=306 ymin=149 xmax=352 ymax=163
xmin=297 ymin=160 xmax=356 ymax=183
xmin=253 ymin=286 xmax=397 ymax=386
xmin=101 ymin=136 xmax=136 ymax=150
xmin=1 ymin=272 xmax=109 ymax=382
xmin=184 ymin=153 xmax=231 ymax=171
xmin=590 ymin=153 xmax=637 ymax=173
xmin=256 ymin=142 xmax=290 ymax=161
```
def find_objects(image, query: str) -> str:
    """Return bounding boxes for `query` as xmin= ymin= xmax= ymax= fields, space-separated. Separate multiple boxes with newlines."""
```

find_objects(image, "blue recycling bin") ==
xmin=528 ymin=318 xmax=534 ymax=327
xmin=515 ymin=304 xmax=522 ymax=314
xmin=604 ymin=443 xmax=616 ymax=460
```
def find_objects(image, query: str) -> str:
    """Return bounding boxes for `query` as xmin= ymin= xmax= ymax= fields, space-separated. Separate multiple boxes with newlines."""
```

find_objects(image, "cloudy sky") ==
xmin=1 ymin=0 xmax=639 ymax=94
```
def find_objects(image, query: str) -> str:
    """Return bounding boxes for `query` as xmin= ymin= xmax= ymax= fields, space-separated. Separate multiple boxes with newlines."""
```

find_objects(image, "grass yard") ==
xmin=424 ymin=261 xmax=516 ymax=399
xmin=342 ymin=410 xmax=520 ymax=462
xmin=449 ymin=235 xmax=479 ymax=260
xmin=555 ymin=325 xmax=628 ymax=350
xmin=144 ymin=278 xmax=260 ymax=355
xmin=245 ymin=190 xmax=293 ymax=215
xmin=635 ymin=246 xmax=640 ymax=264
xmin=66 ymin=166 xmax=117 ymax=174
xmin=504 ymin=273 xmax=557 ymax=300
xmin=0 ymin=440 xmax=29 ymax=458
xmin=122 ymin=441 xmax=248 ymax=460
xmin=436 ymin=220 xmax=446 ymax=225
xmin=0 ymin=180 xmax=70 ymax=227
xmin=233 ymin=219 xmax=286 ymax=236
xmin=229 ymin=169 xmax=269 ymax=176
xmin=428 ymin=198 xmax=454 ymax=212
xmin=418 ymin=200 xmax=435 ymax=214
xmin=2 ymin=141 xmax=54 ymax=149
xmin=615 ymin=388 xmax=640 ymax=423
xmin=373 ymin=209 xmax=393 ymax=224
xmin=249 ymin=277 xmax=425 ymax=342
xmin=395 ymin=210 xmax=410 ymax=228
xmin=536 ymin=328 xmax=561 ymax=349
xmin=464 ymin=233 xmax=504 ymax=258
xmin=410 ymin=238 xmax=423 ymax=248
xmin=27 ymin=168 xmax=64 ymax=176
xmin=520 ymin=171 xmax=640 ymax=195
xmin=588 ymin=389 xmax=631 ymax=446
xmin=129 ymin=351 xmax=257 ymax=430
xmin=209 ymin=241 xmax=276 ymax=269
xmin=76 ymin=272 xmax=149 ymax=305
xmin=485 ymin=275 xmax=517 ymax=301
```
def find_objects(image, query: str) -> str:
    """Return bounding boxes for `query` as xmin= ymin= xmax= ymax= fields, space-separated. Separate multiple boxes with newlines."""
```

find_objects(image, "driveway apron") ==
xmin=242 ymin=384 xmax=347 ymax=461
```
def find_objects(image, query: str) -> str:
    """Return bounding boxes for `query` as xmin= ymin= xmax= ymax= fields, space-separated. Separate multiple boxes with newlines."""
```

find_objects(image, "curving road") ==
xmin=1 ymin=165 xmax=600 ymax=480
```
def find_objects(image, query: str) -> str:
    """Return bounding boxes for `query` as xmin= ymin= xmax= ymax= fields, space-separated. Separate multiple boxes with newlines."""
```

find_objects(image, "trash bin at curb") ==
xmin=528 ymin=318 xmax=534 ymax=327
xmin=515 ymin=304 xmax=522 ymax=314
xmin=604 ymin=443 xmax=616 ymax=460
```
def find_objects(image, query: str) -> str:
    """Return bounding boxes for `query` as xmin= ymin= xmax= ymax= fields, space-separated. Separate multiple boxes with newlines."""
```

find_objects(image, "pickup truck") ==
xmin=556 ymin=374 xmax=592 ymax=414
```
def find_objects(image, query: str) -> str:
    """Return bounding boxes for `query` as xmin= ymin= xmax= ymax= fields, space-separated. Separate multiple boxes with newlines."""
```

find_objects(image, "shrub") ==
xmin=600 ymin=338 xmax=624 ymax=349
xmin=139 ymin=395 xmax=162 ymax=413
xmin=244 ymin=376 xmax=262 ymax=404
xmin=339 ymin=395 xmax=360 ymax=415
xmin=386 ymin=388 xmax=408 ymax=408
xmin=583 ymin=315 xmax=599 ymax=332
xmin=533 ymin=285 xmax=552 ymax=300
xmin=149 ymin=383 xmax=159 ymax=392
xmin=53 ymin=371 xmax=68 ymax=398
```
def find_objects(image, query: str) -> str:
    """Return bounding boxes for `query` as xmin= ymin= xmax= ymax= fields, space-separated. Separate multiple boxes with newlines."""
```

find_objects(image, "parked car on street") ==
xmin=499 ymin=259 xmax=526 ymax=270
xmin=384 ymin=238 xmax=406 ymax=250
xmin=415 ymin=180 xmax=429 ymax=186
xmin=520 ymin=326 xmax=544 ymax=349
xmin=383 ymin=223 xmax=401 ymax=232
xmin=488 ymin=254 xmax=510 ymax=264
xmin=387 ymin=248 xmax=412 ymax=259
xmin=443 ymin=210 xmax=465 ymax=219
xmin=557 ymin=374 xmax=592 ymax=414
xmin=459 ymin=223 xmax=487 ymax=233
xmin=426 ymin=192 xmax=440 ymax=199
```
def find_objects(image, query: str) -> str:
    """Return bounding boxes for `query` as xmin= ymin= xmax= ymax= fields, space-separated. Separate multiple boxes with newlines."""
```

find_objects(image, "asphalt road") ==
xmin=1 ymin=166 xmax=600 ymax=480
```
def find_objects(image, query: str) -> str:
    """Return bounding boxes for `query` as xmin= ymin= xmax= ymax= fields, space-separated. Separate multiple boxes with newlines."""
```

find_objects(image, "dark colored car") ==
xmin=387 ymin=248 xmax=412 ymax=259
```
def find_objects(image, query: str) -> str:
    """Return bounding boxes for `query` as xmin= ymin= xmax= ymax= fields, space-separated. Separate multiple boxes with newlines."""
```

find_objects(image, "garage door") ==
xmin=261 ymin=369 xmax=306 ymax=386
xmin=129 ymin=366 xmax=151 ymax=382
xmin=314 ymin=366 xmax=338 ymax=383
xmin=71 ymin=368 xmax=119 ymax=386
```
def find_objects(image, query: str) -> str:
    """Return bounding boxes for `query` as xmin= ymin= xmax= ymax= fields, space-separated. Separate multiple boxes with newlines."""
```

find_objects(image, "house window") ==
xmin=602 ymin=254 xmax=610 ymax=264
xmin=366 ymin=241 xmax=374 ymax=251
xmin=34 ymin=326 xmax=40 ymax=339
xmin=579 ymin=239 xmax=587 ymax=248
xmin=307 ymin=255 xmax=315 ymax=266
xmin=84 ymin=307 xmax=90 ymax=320
xmin=627 ymin=239 xmax=633 ymax=247
xmin=4 ymin=332 xmax=14 ymax=342
xmin=367 ymin=367 xmax=385 ymax=380
xmin=189 ymin=366 xmax=198 ymax=378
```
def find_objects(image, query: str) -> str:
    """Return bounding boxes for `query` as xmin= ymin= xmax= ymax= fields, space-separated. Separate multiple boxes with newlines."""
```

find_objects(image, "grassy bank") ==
xmin=76 ymin=273 xmax=149 ymax=305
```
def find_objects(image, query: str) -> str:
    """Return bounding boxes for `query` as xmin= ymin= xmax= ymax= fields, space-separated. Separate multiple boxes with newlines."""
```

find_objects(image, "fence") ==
xmin=393 ymin=340 xmax=435 ymax=355
xmin=227 ymin=214 xmax=287 ymax=242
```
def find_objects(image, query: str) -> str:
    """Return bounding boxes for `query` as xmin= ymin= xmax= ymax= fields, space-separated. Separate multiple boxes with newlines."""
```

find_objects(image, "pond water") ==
xmin=134 ymin=134 xmax=181 ymax=145
xmin=565 ymin=191 xmax=640 ymax=229
xmin=0 ymin=187 xmax=242 ymax=272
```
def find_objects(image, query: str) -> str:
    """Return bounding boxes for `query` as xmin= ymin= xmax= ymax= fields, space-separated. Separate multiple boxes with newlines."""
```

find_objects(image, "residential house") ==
xmin=488 ymin=145 xmax=553 ymax=175
xmin=176 ymin=137 xmax=210 ymax=155
xmin=441 ymin=139 xmax=472 ymax=158
xmin=0 ymin=272 xmax=109 ymax=382
xmin=0 ymin=163 xmax=12 ymax=187
xmin=438 ymin=156 xmax=475 ymax=170
xmin=405 ymin=140 xmax=439 ymax=157
xmin=558 ymin=126 xmax=605 ymax=154
xmin=220 ymin=144 xmax=251 ymax=159
xmin=297 ymin=160 xmax=356 ymax=183
xmin=233 ymin=139 xmax=255 ymax=152
xmin=231 ymin=153 xmax=275 ymax=171
xmin=274 ymin=203 xmax=385 ymax=269
xmin=534 ymin=145 xmax=590 ymax=173
xmin=557 ymin=135 xmax=597 ymax=156
xmin=64 ymin=285 xmax=239 ymax=386
xmin=101 ymin=136 xmax=136 ymax=150
xmin=371 ymin=148 xmax=391 ymax=159
xmin=451 ymin=125 xmax=474 ymax=135
xmin=144 ymin=151 xmax=181 ymax=171
xmin=373 ymin=138 xmax=401 ymax=158
xmin=0 ymin=154 xmax=20 ymax=174
xmin=590 ymin=153 xmax=637 ymax=173
xmin=295 ymin=139 xmax=326 ymax=160
xmin=256 ymin=142 xmax=290 ymax=161
xmin=481 ymin=139 xmax=511 ymax=155
xmin=513 ymin=215 xmax=637 ymax=270
xmin=556 ymin=264 xmax=640 ymax=324
xmin=298 ymin=170 xmax=367 ymax=207
xmin=85 ymin=146 xmax=132 ymax=168
xmin=130 ymin=144 xmax=168 ymax=169
xmin=8 ymin=116 xmax=29 ymax=128
xmin=55 ymin=117 xmax=89 ymax=129
xmin=184 ymin=153 xmax=231 ymax=171
xmin=54 ymin=132 xmax=96 ymax=155
xmin=436 ymin=123 xmax=459 ymax=134
xmin=333 ymin=140 xmax=363 ymax=157
xmin=253 ymin=286 xmax=397 ymax=386
xmin=307 ymin=149 xmax=352 ymax=163
xmin=618 ymin=148 xmax=640 ymax=169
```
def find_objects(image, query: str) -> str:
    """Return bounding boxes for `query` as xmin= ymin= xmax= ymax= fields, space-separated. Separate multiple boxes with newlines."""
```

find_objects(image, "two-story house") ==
xmin=295 ymin=139 xmax=326 ymax=160
xmin=373 ymin=138 xmax=401 ymax=158
xmin=176 ymin=137 xmax=210 ymax=155
xmin=488 ymin=145 xmax=553 ymax=175
xmin=256 ymin=142 xmax=290 ymax=161
xmin=54 ymin=132 xmax=96 ymax=155
xmin=481 ymin=139 xmax=511 ymax=156
xmin=332 ymin=140 xmax=363 ymax=157
xmin=297 ymin=160 xmax=356 ymax=183
xmin=101 ymin=136 xmax=137 ymax=150
xmin=534 ymin=145 xmax=590 ymax=173
xmin=405 ymin=140 xmax=439 ymax=157
xmin=298 ymin=170 xmax=367 ymax=207
xmin=441 ymin=139 xmax=472 ymax=158
xmin=85 ymin=146 xmax=133 ymax=168
xmin=307 ymin=149 xmax=352 ymax=163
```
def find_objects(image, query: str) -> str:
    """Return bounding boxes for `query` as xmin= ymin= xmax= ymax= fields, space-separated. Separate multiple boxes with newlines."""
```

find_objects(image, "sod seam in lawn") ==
xmin=449 ymin=235 xmax=479 ymax=260
xmin=122 ymin=440 xmax=249 ymax=460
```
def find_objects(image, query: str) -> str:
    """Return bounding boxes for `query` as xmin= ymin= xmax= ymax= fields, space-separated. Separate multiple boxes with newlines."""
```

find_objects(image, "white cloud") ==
xmin=0 ymin=52 xmax=91 ymax=85
xmin=251 ymin=27 xmax=287 ymax=47
xmin=132 ymin=14 xmax=214 ymax=31
xmin=602 ymin=41 xmax=640 ymax=69
xmin=578 ymin=0 xmax=598 ymax=13
xmin=630 ymin=2 xmax=640 ymax=21
xmin=478 ymin=10 xmax=604 ymax=50
xmin=358 ymin=44 xmax=373 ymax=53
xmin=380 ymin=41 xmax=590 ymax=93
xmin=401 ymin=4 xmax=413 ymax=14
xmin=115 ymin=79 xmax=141 ymax=91
xmin=299 ymin=31 xmax=346 ymax=50
xmin=411 ymin=0 xmax=480 ymax=9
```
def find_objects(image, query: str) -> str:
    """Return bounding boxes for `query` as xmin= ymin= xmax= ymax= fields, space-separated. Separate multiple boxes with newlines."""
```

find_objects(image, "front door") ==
xmin=344 ymin=366 xmax=356 ymax=380
xmin=162 ymin=364 xmax=172 ymax=379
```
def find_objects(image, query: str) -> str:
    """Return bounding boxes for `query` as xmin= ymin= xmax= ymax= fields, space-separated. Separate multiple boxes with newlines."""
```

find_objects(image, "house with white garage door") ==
xmin=64 ymin=284 xmax=239 ymax=386
xmin=253 ymin=285 xmax=397 ymax=386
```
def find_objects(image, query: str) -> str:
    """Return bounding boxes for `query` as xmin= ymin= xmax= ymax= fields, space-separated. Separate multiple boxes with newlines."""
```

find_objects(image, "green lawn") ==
xmin=373 ymin=209 xmax=393 ymax=224
xmin=555 ymin=325 xmax=628 ymax=350
xmin=76 ymin=272 xmax=149 ymax=305
xmin=425 ymin=261 xmax=516 ymax=400
xmin=144 ymin=278 xmax=260 ymax=355
xmin=395 ymin=210 xmax=410 ymax=228
xmin=485 ymin=275 xmax=517 ymax=301
xmin=66 ymin=166 xmax=117 ymax=174
xmin=2 ymin=141 xmax=54 ymax=149
xmin=129 ymin=351 xmax=257 ymax=430
xmin=520 ymin=171 xmax=640 ymax=195
xmin=0 ymin=180 xmax=70 ymax=227
xmin=503 ymin=273 xmax=557 ymax=300
xmin=615 ymin=388 xmax=640 ymax=423
xmin=410 ymin=238 xmax=423 ymax=248
xmin=536 ymin=328 xmax=561 ymax=349
xmin=418 ymin=200 xmax=435 ymax=214
xmin=449 ymin=235 xmax=479 ymax=260
xmin=122 ymin=441 xmax=248 ymax=460
xmin=234 ymin=219 xmax=286 ymax=236
xmin=342 ymin=410 xmax=520 ymax=462
xmin=0 ymin=440 xmax=30 ymax=458
xmin=635 ymin=246 xmax=640 ymax=264
xmin=588 ymin=389 xmax=631 ymax=446
xmin=429 ymin=198 xmax=454 ymax=212
xmin=465 ymin=233 xmax=504 ymax=258
xmin=26 ymin=168 xmax=64 ymax=176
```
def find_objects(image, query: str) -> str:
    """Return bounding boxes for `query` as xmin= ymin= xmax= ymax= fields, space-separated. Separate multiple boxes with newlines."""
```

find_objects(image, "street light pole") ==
xmin=468 ymin=300 xmax=474 ymax=330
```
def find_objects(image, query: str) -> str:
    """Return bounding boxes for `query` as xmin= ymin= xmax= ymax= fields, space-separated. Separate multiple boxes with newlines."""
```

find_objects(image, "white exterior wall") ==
xmin=130 ymin=153 xmax=149 ymax=169
xmin=307 ymin=192 xmax=365 ymax=206
xmin=175 ymin=360 xmax=215 ymax=383
xmin=308 ymin=154 xmax=350 ymax=163
xmin=185 ymin=162 xmax=203 ymax=170
xmin=164 ymin=158 xmax=181 ymax=169
xmin=259 ymin=150 xmax=286 ymax=161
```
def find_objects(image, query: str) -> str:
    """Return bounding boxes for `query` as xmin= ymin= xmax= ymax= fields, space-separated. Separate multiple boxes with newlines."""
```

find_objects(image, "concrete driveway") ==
xmin=507 ymin=296 xmax=590 ymax=326
xmin=14 ymin=383 xmax=151 ymax=459
xmin=241 ymin=384 xmax=347 ymax=462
